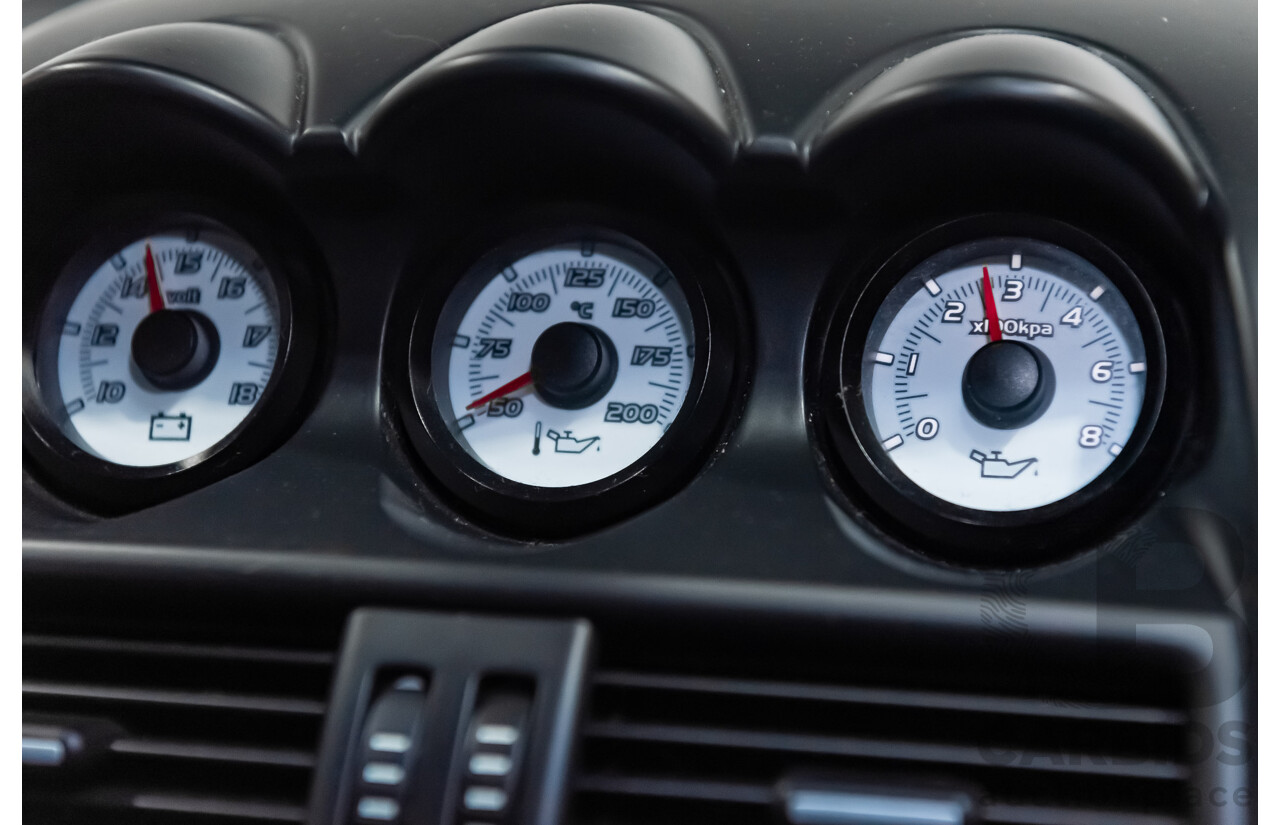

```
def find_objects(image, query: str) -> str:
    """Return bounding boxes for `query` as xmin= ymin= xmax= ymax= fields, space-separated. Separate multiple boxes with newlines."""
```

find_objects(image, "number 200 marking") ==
xmin=605 ymin=402 xmax=659 ymax=424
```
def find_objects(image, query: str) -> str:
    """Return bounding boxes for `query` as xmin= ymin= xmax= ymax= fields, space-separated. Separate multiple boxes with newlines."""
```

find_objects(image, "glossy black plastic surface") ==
xmin=22 ymin=2 xmax=1256 ymax=823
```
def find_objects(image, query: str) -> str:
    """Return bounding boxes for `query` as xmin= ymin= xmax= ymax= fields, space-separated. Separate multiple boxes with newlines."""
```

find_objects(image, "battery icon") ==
xmin=149 ymin=412 xmax=192 ymax=441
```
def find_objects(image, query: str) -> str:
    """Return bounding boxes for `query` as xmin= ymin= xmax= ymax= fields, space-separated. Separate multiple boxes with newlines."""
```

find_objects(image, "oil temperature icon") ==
xmin=545 ymin=428 xmax=600 ymax=454
xmin=531 ymin=421 xmax=602 ymax=455
xmin=970 ymin=450 xmax=1037 ymax=479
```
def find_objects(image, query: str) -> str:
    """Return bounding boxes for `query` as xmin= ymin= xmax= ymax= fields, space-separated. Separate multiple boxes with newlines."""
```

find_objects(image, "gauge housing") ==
xmin=388 ymin=206 xmax=743 ymax=538
xmin=813 ymin=215 xmax=1178 ymax=565
xmin=22 ymin=197 xmax=325 ymax=512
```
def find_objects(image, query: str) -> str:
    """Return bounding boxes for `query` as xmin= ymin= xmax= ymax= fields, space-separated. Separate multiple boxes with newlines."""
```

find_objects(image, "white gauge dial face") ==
xmin=861 ymin=238 xmax=1148 ymax=512
xmin=436 ymin=239 xmax=694 ymax=488
xmin=53 ymin=231 xmax=280 ymax=467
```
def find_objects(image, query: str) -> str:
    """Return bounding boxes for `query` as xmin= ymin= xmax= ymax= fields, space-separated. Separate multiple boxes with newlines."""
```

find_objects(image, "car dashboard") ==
xmin=22 ymin=1 xmax=1258 ymax=824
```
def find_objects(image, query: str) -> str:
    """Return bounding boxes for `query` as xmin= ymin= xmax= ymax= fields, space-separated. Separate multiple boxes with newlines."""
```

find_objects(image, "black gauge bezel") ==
xmin=22 ymin=195 xmax=325 ymax=513
xmin=390 ymin=205 xmax=742 ymax=538
xmin=813 ymin=215 xmax=1170 ymax=565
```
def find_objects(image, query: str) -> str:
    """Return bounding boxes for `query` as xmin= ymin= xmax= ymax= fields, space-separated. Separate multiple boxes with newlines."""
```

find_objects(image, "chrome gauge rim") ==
xmin=395 ymin=212 xmax=742 ymax=538
xmin=22 ymin=203 xmax=323 ymax=512
xmin=814 ymin=216 xmax=1169 ymax=564
xmin=431 ymin=238 xmax=696 ymax=489
xmin=856 ymin=237 xmax=1149 ymax=512
xmin=46 ymin=227 xmax=282 ymax=467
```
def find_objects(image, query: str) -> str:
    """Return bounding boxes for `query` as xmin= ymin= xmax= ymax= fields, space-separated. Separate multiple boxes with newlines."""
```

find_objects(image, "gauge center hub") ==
xmin=530 ymin=321 xmax=619 ymax=410
xmin=131 ymin=309 xmax=221 ymax=391
xmin=961 ymin=340 xmax=1056 ymax=429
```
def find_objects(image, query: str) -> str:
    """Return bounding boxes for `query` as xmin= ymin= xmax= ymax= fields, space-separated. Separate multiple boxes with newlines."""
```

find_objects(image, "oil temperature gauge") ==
xmin=399 ymin=223 xmax=739 ymax=536
xmin=436 ymin=239 xmax=693 ymax=488
xmin=818 ymin=221 xmax=1166 ymax=560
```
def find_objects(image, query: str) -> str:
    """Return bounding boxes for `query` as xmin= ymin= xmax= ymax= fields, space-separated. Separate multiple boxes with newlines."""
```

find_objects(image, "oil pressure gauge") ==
xmin=397 ymin=220 xmax=739 ymax=536
xmin=817 ymin=219 xmax=1166 ymax=562
xmin=24 ymin=209 xmax=320 ymax=511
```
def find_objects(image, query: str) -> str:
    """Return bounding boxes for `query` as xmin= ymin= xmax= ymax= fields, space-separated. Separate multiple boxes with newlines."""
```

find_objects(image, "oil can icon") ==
xmin=545 ymin=429 xmax=600 ymax=454
xmin=149 ymin=412 xmax=192 ymax=441
xmin=970 ymin=449 xmax=1036 ymax=479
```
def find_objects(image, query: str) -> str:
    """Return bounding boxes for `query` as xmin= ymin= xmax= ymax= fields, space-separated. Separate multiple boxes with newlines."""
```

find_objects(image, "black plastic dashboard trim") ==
xmin=807 ymin=31 xmax=1208 ymax=213
xmin=350 ymin=4 xmax=742 ymax=167
xmin=21 ymin=4 xmax=1256 ymax=819
xmin=23 ymin=18 xmax=306 ymax=154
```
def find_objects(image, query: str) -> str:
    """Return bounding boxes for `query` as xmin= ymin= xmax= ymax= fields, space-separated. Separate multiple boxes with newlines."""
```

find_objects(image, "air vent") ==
xmin=571 ymin=668 xmax=1193 ymax=825
xmin=23 ymin=633 xmax=335 ymax=825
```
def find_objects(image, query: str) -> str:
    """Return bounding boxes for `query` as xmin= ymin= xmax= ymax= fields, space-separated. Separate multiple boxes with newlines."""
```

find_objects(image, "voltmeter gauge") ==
xmin=817 ymin=220 xmax=1166 ymax=562
xmin=24 ymin=211 xmax=319 ymax=510
xmin=398 ymin=221 xmax=739 ymax=536
xmin=51 ymin=232 xmax=279 ymax=465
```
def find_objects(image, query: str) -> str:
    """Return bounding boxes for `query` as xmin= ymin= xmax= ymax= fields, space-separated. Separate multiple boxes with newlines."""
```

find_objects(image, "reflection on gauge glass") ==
xmin=432 ymin=238 xmax=694 ymax=488
xmin=858 ymin=237 xmax=1150 ymax=512
xmin=48 ymin=229 xmax=280 ymax=466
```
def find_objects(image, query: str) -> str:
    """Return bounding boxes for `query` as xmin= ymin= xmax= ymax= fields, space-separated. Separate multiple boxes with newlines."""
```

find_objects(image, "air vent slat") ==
xmin=133 ymin=794 xmax=307 ymax=822
xmin=23 ymin=632 xmax=334 ymax=825
xmin=24 ymin=635 xmax=336 ymax=666
xmin=25 ymin=785 xmax=308 ymax=820
xmin=982 ymin=802 xmax=1186 ymax=825
xmin=110 ymin=738 xmax=317 ymax=768
xmin=572 ymin=660 xmax=1193 ymax=825
xmin=592 ymin=669 xmax=1187 ymax=726
xmin=576 ymin=774 xmax=775 ymax=804
xmin=24 ymin=681 xmax=327 ymax=715
xmin=585 ymin=720 xmax=1187 ymax=781
xmin=574 ymin=775 xmax=1187 ymax=825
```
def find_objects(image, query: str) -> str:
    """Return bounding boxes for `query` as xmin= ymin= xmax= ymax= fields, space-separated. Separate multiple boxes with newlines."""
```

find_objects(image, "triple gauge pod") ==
xmin=18 ymin=21 xmax=1203 ymax=567
xmin=22 ymin=206 xmax=1170 ymax=562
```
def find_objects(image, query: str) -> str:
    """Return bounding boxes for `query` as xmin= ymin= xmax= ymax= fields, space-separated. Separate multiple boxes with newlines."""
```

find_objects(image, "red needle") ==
xmin=981 ymin=266 xmax=1003 ymax=342
xmin=466 ymin=371 xmax=532 ymax=411
xmin=144 ymin=242 xmax=165 ymax=313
